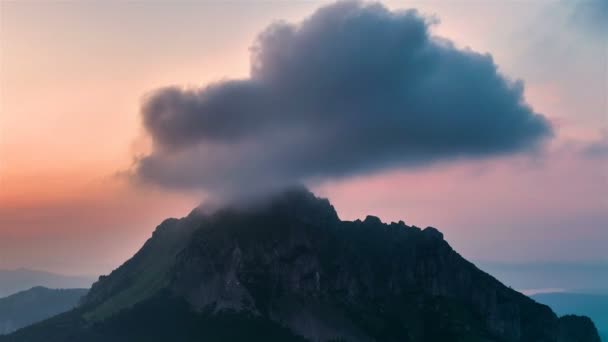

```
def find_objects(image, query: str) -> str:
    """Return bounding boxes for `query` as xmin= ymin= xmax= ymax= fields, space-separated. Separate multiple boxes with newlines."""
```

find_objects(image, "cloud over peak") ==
xmin=134 ymin=1 xmax=553 ymax=197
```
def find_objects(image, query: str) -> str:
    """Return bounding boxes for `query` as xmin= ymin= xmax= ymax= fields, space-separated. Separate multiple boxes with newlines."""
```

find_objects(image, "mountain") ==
xmin=0 ymin=287 xmax=88 ymax=335
xmin=2 ymin=189 xmax=600 ymax=341
xmin=533 ymin=293 xmax=608 ymax=342
xmin=0 ymin=269 xmax=94 ymax=298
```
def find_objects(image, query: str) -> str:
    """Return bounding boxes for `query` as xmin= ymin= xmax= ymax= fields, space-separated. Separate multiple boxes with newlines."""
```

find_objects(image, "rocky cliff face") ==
xmin=5 ymin=189 xmax=600 ymax=342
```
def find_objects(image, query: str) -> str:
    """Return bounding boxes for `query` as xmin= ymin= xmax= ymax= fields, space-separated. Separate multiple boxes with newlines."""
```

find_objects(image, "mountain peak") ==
xmin=363 ymin=215 xmax=382 ymax=225
xmin=216 ymin=186 xmax=339 ymax=221
xmin=6 ymin=190 xmax=601 ymax=342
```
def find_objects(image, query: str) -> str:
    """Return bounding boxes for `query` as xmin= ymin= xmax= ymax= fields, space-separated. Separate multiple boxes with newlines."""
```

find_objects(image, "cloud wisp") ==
xmin=570 ymin=0 xmax=608 ymax=35
xmin=132 ymin=1 xmax=553 ymax=198
xmin=583 ymin=137 xmax=608 ymax=158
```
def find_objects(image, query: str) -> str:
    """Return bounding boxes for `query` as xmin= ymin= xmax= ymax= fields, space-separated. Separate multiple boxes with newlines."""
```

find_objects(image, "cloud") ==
xmin=583 ymin=137 xmax=608 ymax=158
xmin=133 ymin=1 xmax=552 ymax=197
xmin=570 ymin=0 xmax=608 ymax=34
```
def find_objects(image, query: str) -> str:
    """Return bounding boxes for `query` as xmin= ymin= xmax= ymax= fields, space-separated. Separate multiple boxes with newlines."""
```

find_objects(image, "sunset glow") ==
xmin=1 ymin=1 xmax=606 ymax=277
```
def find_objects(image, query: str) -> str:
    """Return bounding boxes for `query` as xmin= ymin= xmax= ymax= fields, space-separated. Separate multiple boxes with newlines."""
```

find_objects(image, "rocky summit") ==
xmin=3 ymin=188 xmax=600 ymax=342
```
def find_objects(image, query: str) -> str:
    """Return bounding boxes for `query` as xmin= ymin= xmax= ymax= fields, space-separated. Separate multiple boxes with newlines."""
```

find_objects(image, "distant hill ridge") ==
xmin=3 ymin=188 xmax=601 ymax=341
xmin=0 ymin=287 xmax=88 ymax=335
xmin=0 ymin=269 xmax=94 ymax=298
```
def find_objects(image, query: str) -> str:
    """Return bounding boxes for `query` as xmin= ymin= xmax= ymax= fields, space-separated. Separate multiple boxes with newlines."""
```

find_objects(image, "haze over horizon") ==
xmin=1 ymin=0 xmax=607 ymax=278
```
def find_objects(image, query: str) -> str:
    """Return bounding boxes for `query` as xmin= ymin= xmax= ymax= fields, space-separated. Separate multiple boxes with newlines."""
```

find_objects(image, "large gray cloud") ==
xmin=133 ymin=1 xmax=552 ymax=197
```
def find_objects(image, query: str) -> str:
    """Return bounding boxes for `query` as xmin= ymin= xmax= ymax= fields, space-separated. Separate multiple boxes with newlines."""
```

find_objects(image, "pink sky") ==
xmin=0 ymin=1 xmax=606 ymax=275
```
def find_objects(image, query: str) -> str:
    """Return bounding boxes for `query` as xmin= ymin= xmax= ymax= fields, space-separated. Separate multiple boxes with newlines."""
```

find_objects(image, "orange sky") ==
xmin=1 ymin=1 xmax=606 ymax=275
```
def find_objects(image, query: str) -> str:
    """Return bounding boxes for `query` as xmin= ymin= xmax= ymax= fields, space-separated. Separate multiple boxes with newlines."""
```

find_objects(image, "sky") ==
xmin=0 ymin=0 xmax=606 ymax=277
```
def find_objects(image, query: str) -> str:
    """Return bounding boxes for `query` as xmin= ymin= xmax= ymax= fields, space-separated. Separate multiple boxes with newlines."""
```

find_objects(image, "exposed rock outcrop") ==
xmin=5 ymin=189 xmax=600 ymax=342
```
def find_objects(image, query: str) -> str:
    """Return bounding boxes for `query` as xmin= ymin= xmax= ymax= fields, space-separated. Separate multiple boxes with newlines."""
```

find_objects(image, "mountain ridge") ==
xmin=0 ymin=287 xmax=88 ymax=335
xmin=4 ymin=188 xmax=600 ymax=341
xmin=0 ymin=269 xmax=94 ymax=298
xmin=533 ymin=292 xmax=608 ymax=342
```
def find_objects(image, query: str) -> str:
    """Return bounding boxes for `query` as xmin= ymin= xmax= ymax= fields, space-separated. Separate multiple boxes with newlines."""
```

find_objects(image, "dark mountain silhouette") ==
xmin=0 ymin=269 xmax=94 ymax=298
xmin=0 ymin=287 xmax=87 ymax=335
xmin=533 ymin=292 xmax=608 ymax=342
xmin=2 ymin=189 xmax=600 ymax=341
